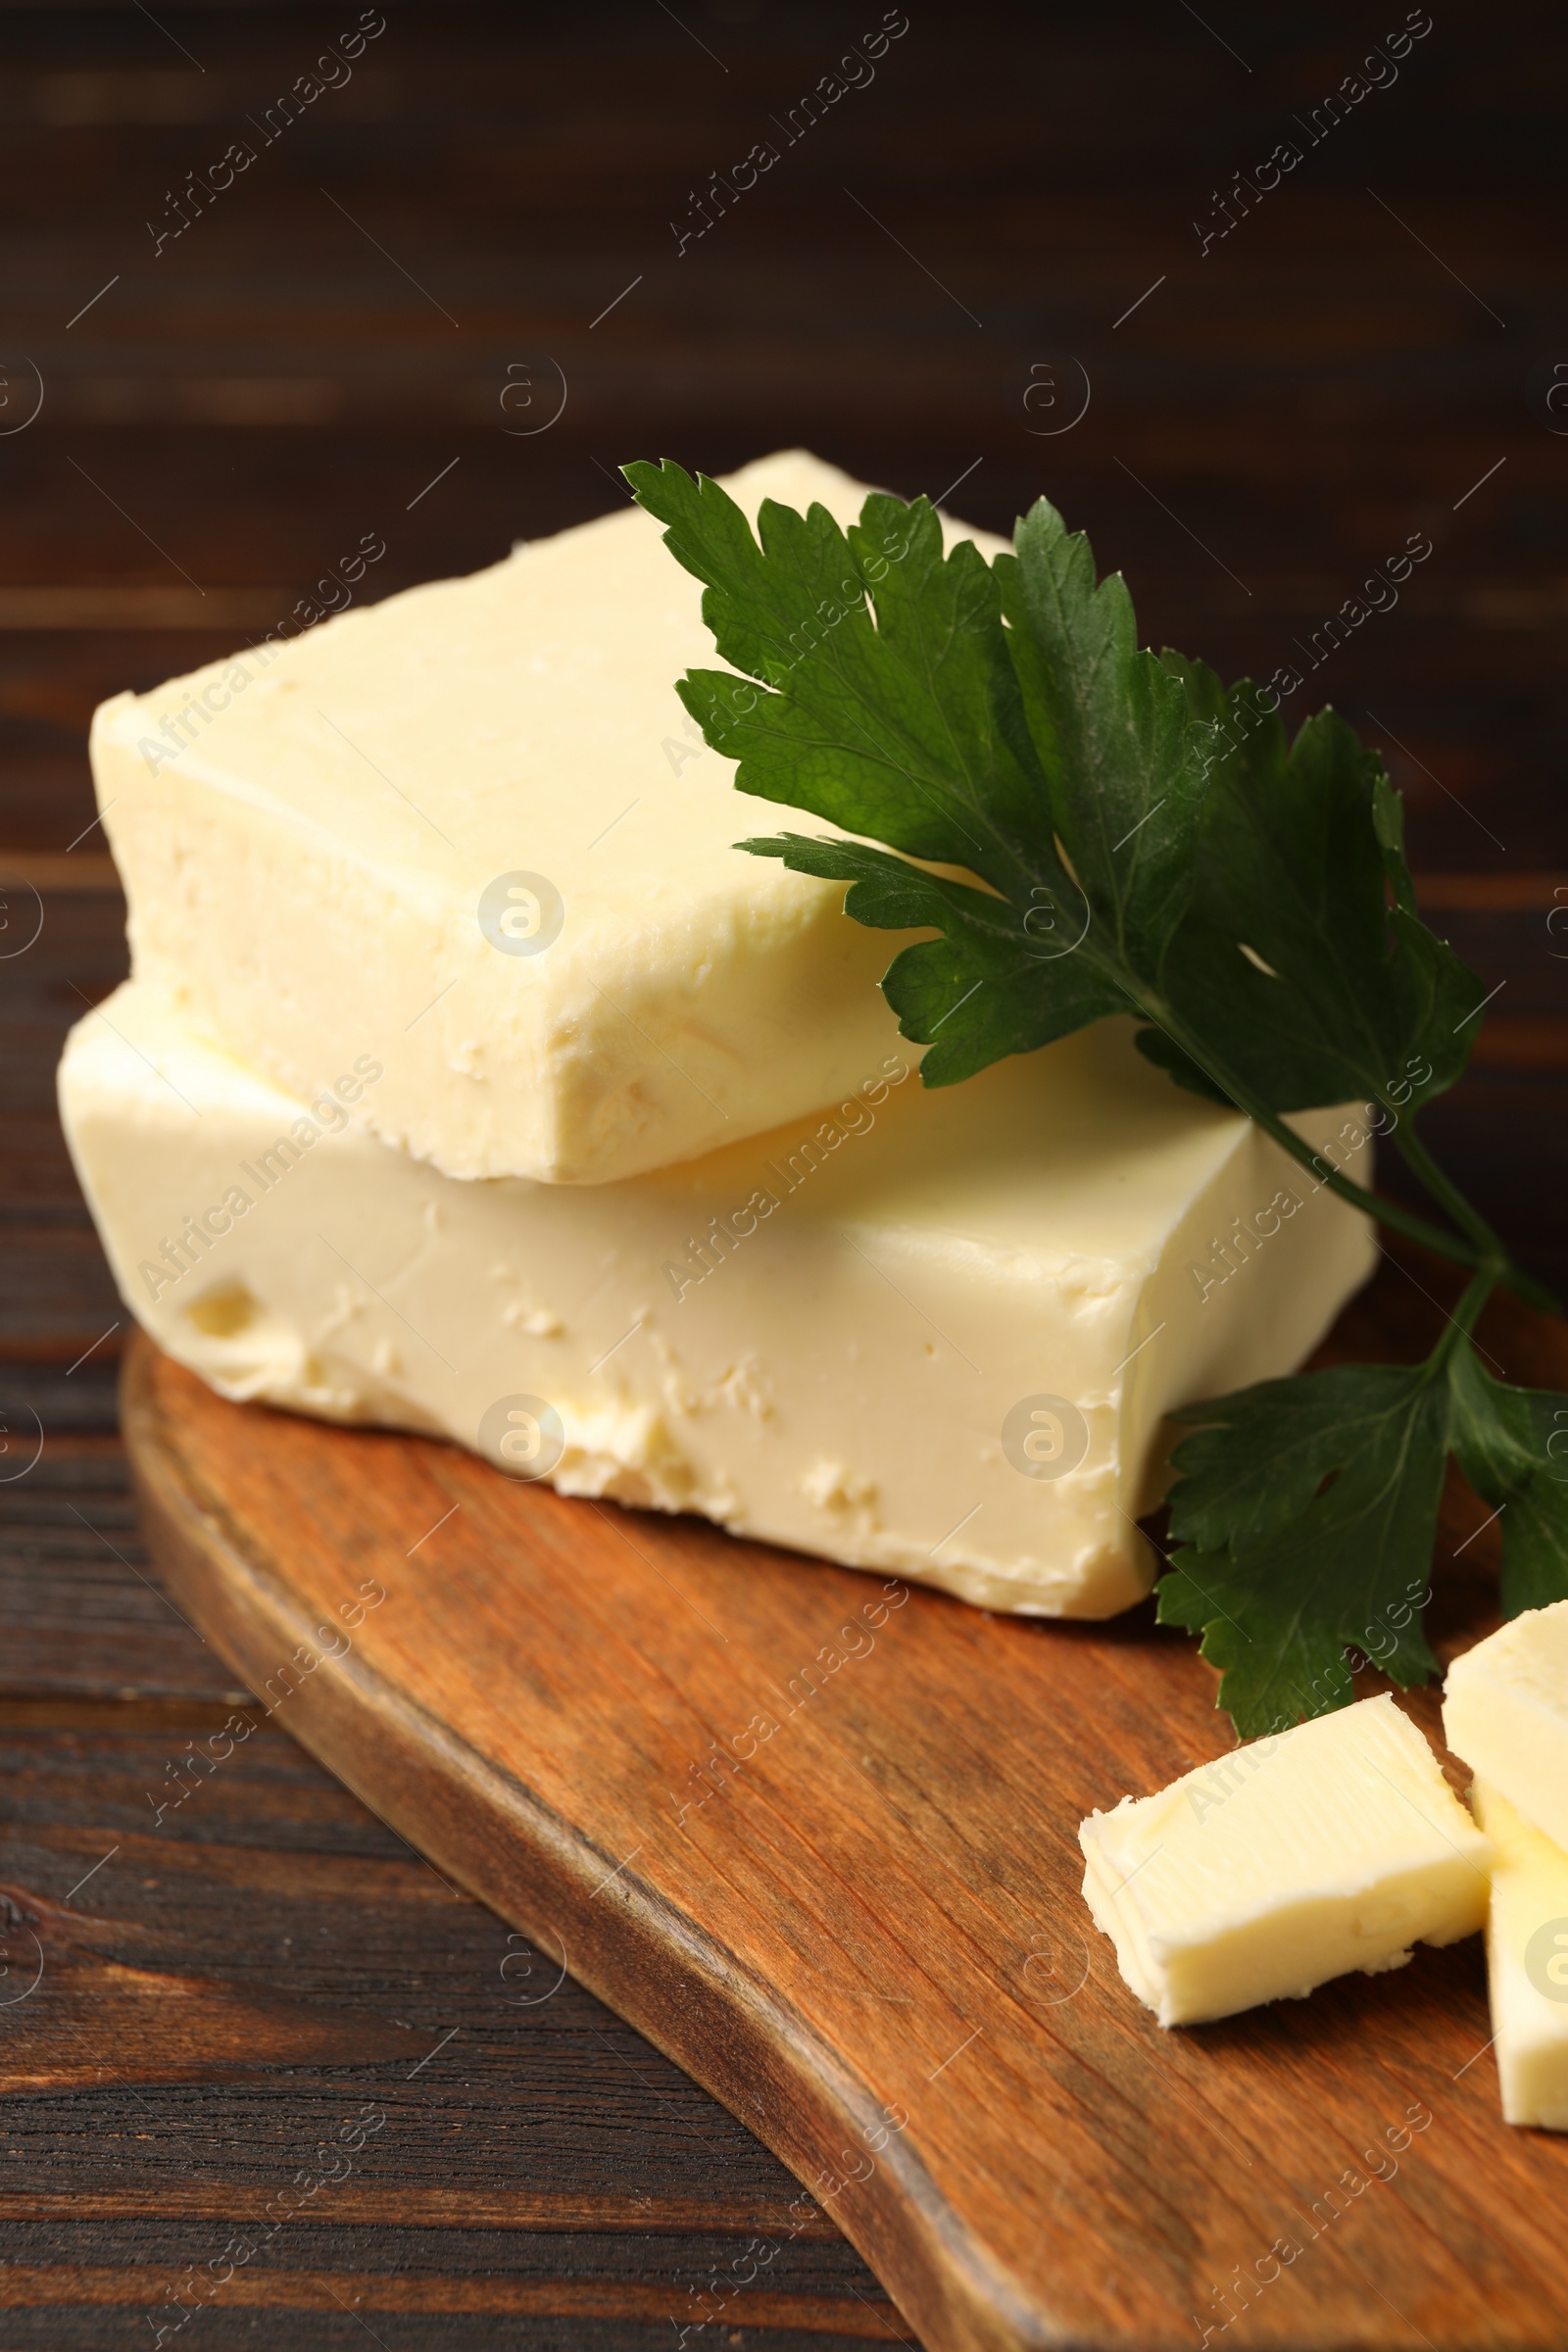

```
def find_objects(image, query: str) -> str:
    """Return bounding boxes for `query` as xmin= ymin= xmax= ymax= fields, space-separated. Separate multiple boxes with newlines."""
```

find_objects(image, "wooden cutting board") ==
xmin=121 ymin=1276 xmax=1568 ymax=2352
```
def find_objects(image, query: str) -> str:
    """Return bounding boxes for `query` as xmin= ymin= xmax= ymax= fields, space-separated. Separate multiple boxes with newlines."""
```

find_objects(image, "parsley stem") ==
xmin=1441 ymin=1267 xmax=1498 ymax=1349
xmin=1207 ymin=1094 xmax=1480 ymax=1275
xmin=1141 ymin=1004 xmax=1557 ymax=1315
xmin=1389 ymin=1118 xmax=1549 ymax=1305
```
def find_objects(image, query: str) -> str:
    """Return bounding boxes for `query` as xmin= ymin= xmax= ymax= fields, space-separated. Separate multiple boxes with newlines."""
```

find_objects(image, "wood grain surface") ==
xmin=118 ymin=1289 xmax=1568 ymax=2352
xmin=2 ymin=2 xmax=1565 ymax=2341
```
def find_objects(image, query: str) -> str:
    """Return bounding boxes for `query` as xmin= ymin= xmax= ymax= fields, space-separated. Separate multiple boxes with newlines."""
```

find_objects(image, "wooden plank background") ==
xmin=0 ymin=3 xmax=1563 ymax=2343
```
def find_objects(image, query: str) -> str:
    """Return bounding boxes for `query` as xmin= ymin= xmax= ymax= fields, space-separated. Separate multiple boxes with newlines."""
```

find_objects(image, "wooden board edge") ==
xmin=121 ymin=1331 xmax=1062 ymax=2352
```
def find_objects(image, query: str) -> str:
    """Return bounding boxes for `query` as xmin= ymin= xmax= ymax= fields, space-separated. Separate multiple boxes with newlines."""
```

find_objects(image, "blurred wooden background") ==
xmin=2 ymin=3 xmax=1564 ymax=2343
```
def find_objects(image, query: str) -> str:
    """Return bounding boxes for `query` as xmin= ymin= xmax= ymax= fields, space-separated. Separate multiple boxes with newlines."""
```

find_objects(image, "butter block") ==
xmin=1080 ymin=1695 xmax=1492 ymax=2026
xmin=90 ymin=451 xmax=1007 ymax=1186
xmin=1443 ymin=1600 xmax=1568 ymax=1853
xmin=1471 ymin=1779 xmax=1568 ymax=2130
xmin=60 ymin=981 xmax=1375 ymax=1619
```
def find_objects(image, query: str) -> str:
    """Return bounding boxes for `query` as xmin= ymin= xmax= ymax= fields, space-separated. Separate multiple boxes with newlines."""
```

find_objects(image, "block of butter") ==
xmin=89 ymin=451 xmax=1006 ymax=1187
xmin=1471 ymin=1780 xmax=1568 ymax=2130
xmin=61 ymin=981 xmax=1374 ymax=1618
xmin=1079 ymin=1695 xmax=1492 ymax=2025
xmin=1443 ymin=1599 xmax=1568 ymax=1853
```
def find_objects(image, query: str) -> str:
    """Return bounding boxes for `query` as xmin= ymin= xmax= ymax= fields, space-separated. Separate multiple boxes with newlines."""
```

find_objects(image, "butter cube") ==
xmin=1471 ymin=1779 xmax=1568 ymax=2130
xmin=1443 ymin=1600 xmax=1568 ymax=1853
xmin=61 ymin=981 xmax=1375 ymax=1620
xmin=89 ymin=451 xmax=1007 ymax=1187
xmin=1080 ymin=1695 xmax=1492 ymax=2026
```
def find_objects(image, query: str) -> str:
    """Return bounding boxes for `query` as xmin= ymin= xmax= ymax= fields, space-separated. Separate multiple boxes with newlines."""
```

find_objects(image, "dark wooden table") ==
xmin=1 ymin=5 xmax=1563 ymax=2343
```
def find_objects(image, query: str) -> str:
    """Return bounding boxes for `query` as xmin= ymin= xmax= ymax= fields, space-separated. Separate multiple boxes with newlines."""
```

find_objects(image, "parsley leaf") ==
xmin=995 ymin=499 xmax=1209 ymax=973
xmin=628 ymin=458 xmax=1565 ymax=1732
xmin=1161 ymin=1333 xmax=1568 ymax=1728
xmin=728 ymin=831 xmax=1116 ymax=1087
xmin=621 ymin=463 xmax=1132 ymax=1085
xmin=629 ymin=461 xmax=1484 ymax=1152
xmin=1152 ymin=656 xmax=1481 ymax=1119
xmin=1447 ymin=1345 xmax=1568 ymax=1615
xmin=623 ymin=468 xmax=1059 ymax=886
xmin=1155 ymin=1363 xmax=1448 ymax=1736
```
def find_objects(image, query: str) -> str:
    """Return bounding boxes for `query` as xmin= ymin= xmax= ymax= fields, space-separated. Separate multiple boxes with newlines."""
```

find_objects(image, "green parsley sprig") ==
xmin=625 ymin=459 xmax=1567 ymax=1736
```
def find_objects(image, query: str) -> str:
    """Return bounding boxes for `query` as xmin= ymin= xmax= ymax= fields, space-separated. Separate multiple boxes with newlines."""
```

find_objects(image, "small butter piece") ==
xmin=1471 ymin=1779 xmax=1568 ymax=2130
xmin=1079 ymin=1695 xmax=1492 ymax=2027
xmin=1443 ymin=1599 xmax=1568 ymax=1852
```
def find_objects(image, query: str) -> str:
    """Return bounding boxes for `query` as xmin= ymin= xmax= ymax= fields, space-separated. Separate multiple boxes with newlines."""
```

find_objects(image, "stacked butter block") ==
xmin=61 ymin=451 xmax=1376 ymax=1615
